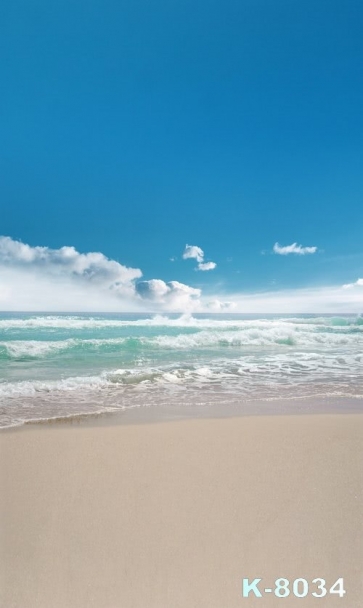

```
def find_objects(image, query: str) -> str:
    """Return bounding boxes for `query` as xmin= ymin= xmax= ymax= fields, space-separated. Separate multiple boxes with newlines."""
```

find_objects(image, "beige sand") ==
xmin=1 ymin=413 xmax=362 ymax=608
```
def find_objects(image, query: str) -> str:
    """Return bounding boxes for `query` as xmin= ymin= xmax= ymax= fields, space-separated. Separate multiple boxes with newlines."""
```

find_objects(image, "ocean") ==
xmin=0 ymin=312 xmax=362 ymax=428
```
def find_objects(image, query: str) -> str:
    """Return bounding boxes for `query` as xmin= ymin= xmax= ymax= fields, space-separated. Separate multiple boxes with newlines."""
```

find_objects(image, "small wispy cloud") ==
xmin=206 ymin=299 xmax=236 ymax=311
xmin=273 ymin=242 xmax=318 ymax=255
xmin=198 ymin=261 xmax=217 ymax=271
xmin=182 ymin=244 xmax=217 ymax=271
xmin=225 ymin=285 xmax=362 ymax=313
xmin=182 ymin=245 xmax=204 ymax=263
xmin=342 ymin=278 xmax=363 ymax=289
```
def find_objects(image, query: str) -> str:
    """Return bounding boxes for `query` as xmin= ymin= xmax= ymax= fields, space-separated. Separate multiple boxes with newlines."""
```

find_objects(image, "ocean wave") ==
xmin=0 ymin=313 xmax=362 ymax=331
xmin=1 ymin=322 xmax=363 ymax=360
xmin=0 ymin=338 xmax=128 ymax=360
xmin=0 ymin=373 xmax=108 ymax=397
xmin=1 ymin=347 xmax=362 ymax=428
xmin=0 ymin=339 xmax=77 ymax=359
xmin=1 ymin=350 xmax=362 ymax=399
xmin=151 ymin=328 xmax=363 ymax=348
xmin=1 ymin=313 xmax=362 ymax=429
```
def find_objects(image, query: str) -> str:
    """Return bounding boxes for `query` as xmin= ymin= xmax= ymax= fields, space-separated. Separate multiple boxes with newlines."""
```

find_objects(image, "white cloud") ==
xmin=0 ymin=267 xmax=138 ymax=312
xmin=135 ymin=280 xmax=201 ymax=311
xmin=273 ymin=242 xmax=318 ymax=255
xmin=206 ymin=300 xmax=236 ymax=311
xmin=182 ymin=244 xmax=216 ymax=271
xmin=1 ymin=236 xmax=360 ymax=314
xmin=135 ymin=279 xmax=170 ymax=300
xmin=342 ymin=278 xmax=363 ymax=289
xmin=0 ymin=236 xmax=142 ymax=291
xmin=197 ymin=261 xmax=217 ymax=271
xmin=182 ymin=244 xmax=204 ymax=263
xmin=224 ymin=285 xmax=362 ymax=313
xmin=0 ymin=236 xmax=203 ymax=312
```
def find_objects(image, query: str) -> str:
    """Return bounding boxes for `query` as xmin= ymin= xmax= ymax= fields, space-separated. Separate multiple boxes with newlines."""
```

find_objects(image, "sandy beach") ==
xmin=1 ymin=412 xmax=362 ymax=608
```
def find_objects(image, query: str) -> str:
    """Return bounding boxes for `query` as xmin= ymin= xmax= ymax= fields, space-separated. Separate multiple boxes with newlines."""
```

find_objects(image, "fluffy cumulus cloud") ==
xmin=135 ymin=280 xmax=201 ymax=311
xmin=273 ymin=242 xmax=318 ymax=255
xmin=0 ymin=236 xmax=141 ymax=291
xmin=0 ymin=236 xmax=205 ymax=312
xmin=182 ymin=244 xmax=216 ymax=271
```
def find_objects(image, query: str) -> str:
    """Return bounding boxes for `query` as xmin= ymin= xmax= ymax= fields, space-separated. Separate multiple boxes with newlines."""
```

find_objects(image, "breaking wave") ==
xmin=1 ymin=323 xmax=362 ymax=361
xmin=0 ymin=313 xmax=362 ymax=330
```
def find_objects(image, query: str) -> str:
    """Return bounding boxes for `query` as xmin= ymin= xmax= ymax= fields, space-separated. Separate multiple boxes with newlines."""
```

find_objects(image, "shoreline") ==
xmin=2 ymin=393 xmax=363 ymax=433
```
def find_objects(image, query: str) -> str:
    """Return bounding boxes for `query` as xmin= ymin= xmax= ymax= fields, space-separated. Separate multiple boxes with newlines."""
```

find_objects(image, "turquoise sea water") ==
xmin=0 ymin=312 xmax=362 ymax=428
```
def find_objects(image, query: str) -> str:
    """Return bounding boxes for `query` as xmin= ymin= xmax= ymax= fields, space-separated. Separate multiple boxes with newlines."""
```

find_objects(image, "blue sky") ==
xmin=1 ymin=0 xmax=362 ymax=311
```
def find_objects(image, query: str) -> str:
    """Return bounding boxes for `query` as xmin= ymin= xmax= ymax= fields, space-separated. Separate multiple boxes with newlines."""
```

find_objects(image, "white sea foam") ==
xmin=0 ymin=374 xmax=107 ymax=398
xmin=0 ymin=339 xmax=76 ymax=358
xmin=1 ymin=326 xmax=362 ymax=361
xmin=0 ymin=337 xmax=129 ymax=359
xmin=1 ymin=349 xmax=362 ymax=400
xmin=150 ymin=327 xmax=363 ymax=348
xmin=0 ymin=314 xmax=361 ymax=330
xmin=1 ymin=321 xmax=362 ymax=361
